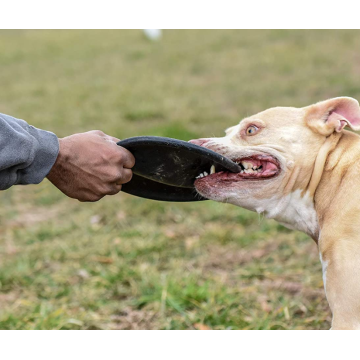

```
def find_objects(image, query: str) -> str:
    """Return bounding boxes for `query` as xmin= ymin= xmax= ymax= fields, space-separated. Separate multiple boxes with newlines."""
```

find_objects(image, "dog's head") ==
xmin=190 ymin=97 xmax=360 ymax=229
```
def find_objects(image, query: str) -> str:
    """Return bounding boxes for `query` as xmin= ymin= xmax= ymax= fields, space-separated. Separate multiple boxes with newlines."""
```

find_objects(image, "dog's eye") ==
xmin=246 ymin=125 xmax=259 ymax=136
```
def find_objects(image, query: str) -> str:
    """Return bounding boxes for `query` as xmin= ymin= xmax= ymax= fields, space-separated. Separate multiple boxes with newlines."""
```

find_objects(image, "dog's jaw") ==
xmin=192 ymin=135 xmax=320 ymax=238
xmin=193 ymin=141 xmax=287 ymax=206
xmin=195 ymin=171 xmax=319 ymax=239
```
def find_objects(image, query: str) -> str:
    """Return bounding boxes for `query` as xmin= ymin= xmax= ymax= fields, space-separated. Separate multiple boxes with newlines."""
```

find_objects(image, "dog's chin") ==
xmin=195 ymin=178 xmax=283 ymax=213
xmin=194 ymin=177 xmax=274 ymax=204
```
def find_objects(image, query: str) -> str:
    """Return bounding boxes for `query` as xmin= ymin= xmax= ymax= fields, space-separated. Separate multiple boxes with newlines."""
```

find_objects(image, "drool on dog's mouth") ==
xmin=195 ymin=154 xmax=280 ymax=183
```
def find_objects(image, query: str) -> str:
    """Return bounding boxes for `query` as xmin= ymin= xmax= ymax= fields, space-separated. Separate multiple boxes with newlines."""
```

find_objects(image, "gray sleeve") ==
xmin=0 ymin=113 xmax=59 ymax=190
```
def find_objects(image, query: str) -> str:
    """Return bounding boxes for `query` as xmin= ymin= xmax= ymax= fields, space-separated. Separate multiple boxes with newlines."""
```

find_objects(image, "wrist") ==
xmin=46 ymin=137 xmax=67 ymax=180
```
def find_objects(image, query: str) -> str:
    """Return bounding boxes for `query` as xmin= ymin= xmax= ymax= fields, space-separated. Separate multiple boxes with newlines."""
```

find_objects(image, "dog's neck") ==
xmin=264 ymin=188 xmax=319 ymax=239
xmin=263 ymin=132 xmax=345 ymax=241
xmin=315 ymin=131 xmax=360 ymax=233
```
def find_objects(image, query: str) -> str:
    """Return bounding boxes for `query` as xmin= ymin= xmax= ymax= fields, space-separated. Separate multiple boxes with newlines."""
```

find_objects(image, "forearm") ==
xmin=0 ymin=113 xmax=59 ymax=190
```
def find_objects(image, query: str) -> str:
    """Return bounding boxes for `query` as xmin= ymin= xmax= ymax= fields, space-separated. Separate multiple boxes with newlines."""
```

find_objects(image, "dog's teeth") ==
xmin=210 ymin=165 xmax=215 ymax=174
xmin=241 ymin=161 xmax=253 ymax=170
xmin=245 ymin=169 xmax=254 ymax=174
xmin=197 ymin=171 xmax=211 ymax=178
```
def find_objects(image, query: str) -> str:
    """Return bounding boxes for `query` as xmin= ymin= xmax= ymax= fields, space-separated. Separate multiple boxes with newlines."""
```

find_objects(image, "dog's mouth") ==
xmin=195 ymin=154 xmax=280 ymax=183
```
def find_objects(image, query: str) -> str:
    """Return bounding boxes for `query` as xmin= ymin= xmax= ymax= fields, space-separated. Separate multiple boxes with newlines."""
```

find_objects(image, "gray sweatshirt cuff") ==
xmin=0 ymin=113 xmax=60 ymax=189
xmin=19 ymin=127 xmax=60 ymax=185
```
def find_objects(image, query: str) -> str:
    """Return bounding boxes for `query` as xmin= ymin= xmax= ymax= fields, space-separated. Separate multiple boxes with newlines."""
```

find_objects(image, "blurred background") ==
xmin=1 ymin=30 xmax=358 ymax=329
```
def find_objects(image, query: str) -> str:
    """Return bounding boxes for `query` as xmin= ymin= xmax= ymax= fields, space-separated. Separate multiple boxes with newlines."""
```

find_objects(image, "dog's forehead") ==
xmin=225 ymin=106 xmax=307 ymax=135
xmin=242 ymin=106 xmax=304 ymax=125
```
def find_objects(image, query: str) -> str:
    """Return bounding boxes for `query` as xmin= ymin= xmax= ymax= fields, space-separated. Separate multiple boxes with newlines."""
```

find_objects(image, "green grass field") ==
xmin=1 ymin=30 xmax=359 ymax=329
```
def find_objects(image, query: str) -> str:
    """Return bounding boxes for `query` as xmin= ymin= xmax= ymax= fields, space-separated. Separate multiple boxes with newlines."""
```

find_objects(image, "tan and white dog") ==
xmin=190 ymin=97 xmax=360 ymax=330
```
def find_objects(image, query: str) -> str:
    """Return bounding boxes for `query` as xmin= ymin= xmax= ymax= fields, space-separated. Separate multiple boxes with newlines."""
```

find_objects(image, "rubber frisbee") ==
xmin=117 ymin=136 xmax=241 ymax=202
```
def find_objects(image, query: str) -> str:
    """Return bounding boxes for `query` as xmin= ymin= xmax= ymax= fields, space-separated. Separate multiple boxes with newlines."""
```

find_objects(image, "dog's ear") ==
xmin=306 ymin=97 xmax=360 ymax=136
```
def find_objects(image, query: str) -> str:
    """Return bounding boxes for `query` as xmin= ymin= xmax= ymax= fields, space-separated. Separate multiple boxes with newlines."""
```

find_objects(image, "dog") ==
xmin=190 ymin=97 xmax=360 ymax=330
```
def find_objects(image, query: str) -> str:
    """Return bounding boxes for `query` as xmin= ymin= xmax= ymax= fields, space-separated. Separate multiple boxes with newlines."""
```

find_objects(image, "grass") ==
xmin=2 ymin=29 xmax=360 ymax=329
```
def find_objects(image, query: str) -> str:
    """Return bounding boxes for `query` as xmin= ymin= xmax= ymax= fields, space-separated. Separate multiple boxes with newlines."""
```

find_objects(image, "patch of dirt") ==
xmin=5 ymin=202 xmax=72 ymax=229
xmin=194 ymin=322 xmax=211 ymax=330
xmin=257 ymin=279 xmax=325 ymax=300
xmin=204 ymin=241 xmax=280 ymax=270
xmin=108 ymin=308 xmax=159 ymax=330
xmin=0 ymin=291 xmax=20 ymax=307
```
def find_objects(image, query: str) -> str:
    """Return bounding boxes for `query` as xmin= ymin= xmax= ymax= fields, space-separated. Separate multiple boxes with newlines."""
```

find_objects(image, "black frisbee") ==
xmin=117 ymin=136 xmax=241 ymax=202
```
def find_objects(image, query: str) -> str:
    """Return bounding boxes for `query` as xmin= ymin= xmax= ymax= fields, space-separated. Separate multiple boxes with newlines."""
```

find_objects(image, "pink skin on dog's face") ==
xmin=189 ymin=107 xmax=310 ymax=209
xmin=193 ymin=151 xmax=281 ymax=204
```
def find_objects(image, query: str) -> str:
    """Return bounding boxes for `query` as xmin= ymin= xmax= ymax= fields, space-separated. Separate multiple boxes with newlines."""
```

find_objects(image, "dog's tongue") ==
xmin=263 ymin=161 xmax=278 ymax=173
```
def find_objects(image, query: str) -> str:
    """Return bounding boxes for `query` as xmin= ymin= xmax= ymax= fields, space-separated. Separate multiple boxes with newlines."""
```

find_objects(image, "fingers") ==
xmin=119 ymin=147 xmax=135 ymax=168
xmin=106 ymin=184 xmax=122 ymax=196
xmin=115 ymin=168 xmax=133 ymax=185
xmin=95 ymin=168 xmax=132 ymax=199
xmin=92 ymin=168 xmax=132 ymax=200
xmin=77 ymin=192 xmax=106 ymax=203
xmin=77 ymin=183 xmax=122 ymax=201
xmin=87 ymin=181 xmax=124 ymax=201
xmin=103 ymin=133 xmax=135 ymax=169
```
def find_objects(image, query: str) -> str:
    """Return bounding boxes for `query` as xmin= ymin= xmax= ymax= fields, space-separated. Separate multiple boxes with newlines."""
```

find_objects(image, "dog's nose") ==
xmin=189 ymin=138 xmax=210 ymax=147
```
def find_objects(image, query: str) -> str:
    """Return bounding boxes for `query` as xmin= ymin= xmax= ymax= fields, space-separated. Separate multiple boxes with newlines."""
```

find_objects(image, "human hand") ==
xmin=47 ymin=130 xmax=135 ymax=202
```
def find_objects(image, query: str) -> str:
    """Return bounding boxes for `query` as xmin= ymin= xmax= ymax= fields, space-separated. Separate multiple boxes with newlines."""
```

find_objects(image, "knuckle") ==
xmin=98 ymin=187 xmax=109 ymax=196
xmin=91 ymin=194 xmax=104 ymax=202
xmin=75 ymin=190 xmax=103 ymax=202
xmin=116 ymin=170 xmax=132 ymax=184
xmin=127 ymin=155 xmax=136 ymax=168
xmin=107 ymin=171 xmax=121 ymax=183
xmin=78 ymin=196 xmax=97 ymax=203
xmin=108 ymin=186 xmax=121 ymax=195
xmin=87 ymin=190 xmax=105 ymax=202
xmin=124 ymin=171 xmax=133 ymax=183
xmin=92 ymin=130 xmax=105 ymax=136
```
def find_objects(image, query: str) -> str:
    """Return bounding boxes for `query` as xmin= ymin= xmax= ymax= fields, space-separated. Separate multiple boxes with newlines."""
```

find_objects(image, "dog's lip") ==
xmin=232 ymin=154 xmax=281 ymax=178
xmin=195 ymin=153 xmax=281 ymax=183
xmin=231 ymin=153 xmax=280 ymax=168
